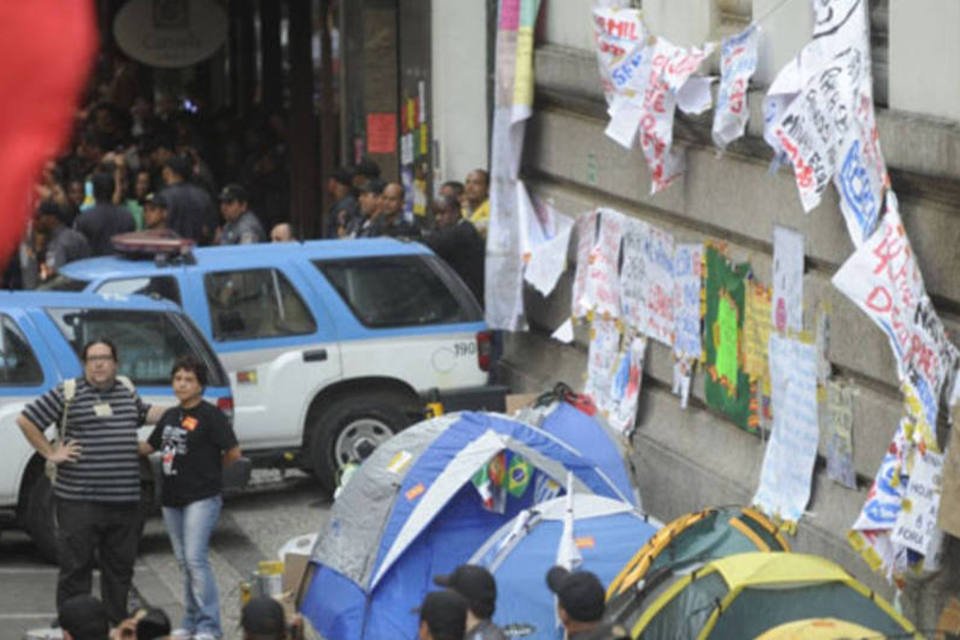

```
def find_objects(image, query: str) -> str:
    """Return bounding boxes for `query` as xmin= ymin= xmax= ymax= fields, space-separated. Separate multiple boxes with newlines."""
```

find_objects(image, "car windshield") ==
xmin=46 ymin=307 xmax=229 ymax=388
xmin=36 ymin=274 xmax=90 ymax=292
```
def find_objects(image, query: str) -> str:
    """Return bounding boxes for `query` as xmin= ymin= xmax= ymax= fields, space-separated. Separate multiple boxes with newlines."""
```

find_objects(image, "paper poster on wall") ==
xmin=832 ymin=192 xmax=957 ymax=447
xmin=891 ymin=450 xmax=944 ymax=559
xmin=713 ymin=24 xmax=759 ymax=150
xmin=620 ymin=218 xmax=674 ymax=346
xmin=673 ymin=243 xmax=703 ymax=361
xmin=607 ymin=334 xmax=648 ymax=434
xmin=704 ymin=245 xmax=753 ymax=431
xmin=525 ymin=210 xmax=575 ymax=297
xmin=772 ymin=225 xmax=804 ymax=334
xmin=584 ymin=317 xmax=621 ymax=415
xmin=591 ymin=6 xmax=646 ymax=104
xmin=743 ymin=281 xmax=773 ymax=382
xmin=581 ymin=209 xmax=625 ymax=319
xmin=366 ymin=113 xmax=397 ymax=154
xmin=753 ymin=334 xmax=819 ymax=524
xmin=826 ymin=380 xmax=858 ymax=489
xmin=764 ymin=0 xmax=865 ymax=211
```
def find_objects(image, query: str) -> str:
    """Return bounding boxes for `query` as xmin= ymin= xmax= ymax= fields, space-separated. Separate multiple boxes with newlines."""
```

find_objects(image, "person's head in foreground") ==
xmin=418 ymin=589 xmax=468 ymax=640
xmin=546 ymin=566 xmax=606 ymax=635
xmin=59 ymin=594 xmax=109 ymax=640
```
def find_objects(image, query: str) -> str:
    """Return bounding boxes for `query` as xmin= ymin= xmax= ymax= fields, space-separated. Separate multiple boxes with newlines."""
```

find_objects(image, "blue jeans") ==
xmin=162 ymin=495 xmax=223 ymax=637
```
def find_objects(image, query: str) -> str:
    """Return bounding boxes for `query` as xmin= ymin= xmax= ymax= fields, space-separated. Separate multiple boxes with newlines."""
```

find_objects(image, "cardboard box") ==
xmin=505 ymin=393 xmax=539 ymax=415
xmin=282 ymin=551 xmax=311 ymax=596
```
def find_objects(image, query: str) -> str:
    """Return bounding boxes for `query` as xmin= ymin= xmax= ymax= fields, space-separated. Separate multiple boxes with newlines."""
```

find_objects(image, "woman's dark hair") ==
xmin=81 ymin=338 xmax=118 ymax=362
xmin=170 ymin=354 xmax=207 ymax=388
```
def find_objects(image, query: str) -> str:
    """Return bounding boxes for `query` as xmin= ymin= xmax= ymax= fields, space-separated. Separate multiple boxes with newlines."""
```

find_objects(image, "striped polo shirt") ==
xmin=23 ymin=378 xmax=149 ymax=503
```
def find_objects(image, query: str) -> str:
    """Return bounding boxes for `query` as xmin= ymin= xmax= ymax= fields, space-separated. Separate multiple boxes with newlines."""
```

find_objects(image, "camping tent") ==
xmin=520 ymin=398 xmax=639 ymax=507
xmin=468 ymin=494 xmax=660 ymax=639
xmin=607 ymin=506 xmax=787 ymax=596
xmin=300 ymin=411 xmax=637 ymax=640
xmin=754 ymin=618 xmax=882 ymax=640
xmin=620 ymin=552 xmax=918 ymax=639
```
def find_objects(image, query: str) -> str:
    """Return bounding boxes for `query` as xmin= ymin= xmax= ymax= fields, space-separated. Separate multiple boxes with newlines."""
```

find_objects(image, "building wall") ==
xmin=495 ymin=0 xmax=960 ymax=613
xmin=431 ymin=0 xmax=489 ymax=189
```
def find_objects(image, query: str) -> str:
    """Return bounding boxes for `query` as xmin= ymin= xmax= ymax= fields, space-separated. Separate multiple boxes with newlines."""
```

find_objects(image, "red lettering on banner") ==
xmin=866 ymin=286 xmax=893 ymax=313
xmin=871 ymin=224 xmax=906 ymax=277
xmin=729 ymin=79 xmax=746 ymax=114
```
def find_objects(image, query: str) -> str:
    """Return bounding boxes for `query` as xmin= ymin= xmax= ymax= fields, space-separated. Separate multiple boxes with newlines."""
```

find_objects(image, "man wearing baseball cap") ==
xmin=546 ymin=566 xmax=606 ymax=639
xmin=58 ymin=594 xmax=109 ymax=640
xmin=418 ymin=589 xmax=468 ymax=640
xmin=218 ymin=183 xmax=266 ymax=245
xmin=434 ymin=564 xmax=507 ymax=640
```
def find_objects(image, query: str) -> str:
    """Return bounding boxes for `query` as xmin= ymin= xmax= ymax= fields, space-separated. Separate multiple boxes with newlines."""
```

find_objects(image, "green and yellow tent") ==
xmin=617 ymin=552 xmax=918 ymax=639
xmin=754 ymin=618 xmax=882 ymax=639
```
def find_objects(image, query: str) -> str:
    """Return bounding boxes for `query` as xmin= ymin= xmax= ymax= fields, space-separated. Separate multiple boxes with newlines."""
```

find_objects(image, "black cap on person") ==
xmin=433 ymin=564 xmax=497 ymax=618
xmin=58 ymin=594 xmax=109 ymax=640
xmin=240 ymin=595 xmax=286 ymax=639
xmin=546 ymin=566 xmax=606 ymax=623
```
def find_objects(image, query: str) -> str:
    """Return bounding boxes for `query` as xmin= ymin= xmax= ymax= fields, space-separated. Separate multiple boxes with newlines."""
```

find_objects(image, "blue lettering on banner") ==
xmin=611 ymin=47 xmax=645 ymax=89
xmin=837 ymin=140 xmax=879 ymax=241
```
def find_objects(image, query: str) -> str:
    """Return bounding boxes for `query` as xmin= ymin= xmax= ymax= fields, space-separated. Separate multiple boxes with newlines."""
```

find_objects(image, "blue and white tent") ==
xmin=469 ymin=494 xmax=661 ymax=639
xmin=301 ymin=411 xmax=636 ymax=640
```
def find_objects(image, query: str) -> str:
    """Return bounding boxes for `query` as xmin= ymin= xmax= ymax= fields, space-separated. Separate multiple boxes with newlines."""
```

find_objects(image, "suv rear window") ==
xmin=46 ymin=307 xmax=228 ymax=388
xmin=315 ymin=255 xmax=482 ymax=328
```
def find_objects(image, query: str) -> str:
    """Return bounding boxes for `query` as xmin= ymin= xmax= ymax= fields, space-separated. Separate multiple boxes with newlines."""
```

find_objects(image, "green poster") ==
xmin=704 ymin=245 xmax=753 ymax=432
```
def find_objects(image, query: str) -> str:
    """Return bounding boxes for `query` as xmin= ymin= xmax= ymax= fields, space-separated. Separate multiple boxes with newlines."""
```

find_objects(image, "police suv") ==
xmin=0 ymin=291 xmax=232 ymax=560
xmin=47 ymin=238 xmax=503 ymax=492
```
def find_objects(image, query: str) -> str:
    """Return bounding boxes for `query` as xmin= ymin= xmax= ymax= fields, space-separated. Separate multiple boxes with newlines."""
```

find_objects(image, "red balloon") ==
xmin=0 ymin=1 xmax=96 ymax=274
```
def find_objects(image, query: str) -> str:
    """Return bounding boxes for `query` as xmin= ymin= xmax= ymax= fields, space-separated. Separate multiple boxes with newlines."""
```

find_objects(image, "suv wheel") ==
xmin=23 ymin=471 xmax=58 ymax=564
xmin=309 ymin=391 xmax=415 ymax=494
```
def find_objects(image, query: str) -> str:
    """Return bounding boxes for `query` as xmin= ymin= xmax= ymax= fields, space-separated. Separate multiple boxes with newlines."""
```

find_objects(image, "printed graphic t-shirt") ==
xmin=147 ymin=401 xmax=238 ymax=507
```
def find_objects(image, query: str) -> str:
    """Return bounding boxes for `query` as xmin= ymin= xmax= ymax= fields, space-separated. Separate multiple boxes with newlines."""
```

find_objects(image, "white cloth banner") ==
xmin=832 ymin=192 xmax=957 ymax=443
xmin=753 ymin=334 xmax=819 ymax=524
xmin=672 ymin=242 xmax=703 ymax=361
xmin=571 ymin=210 xmax=598 ymax=317
xmin=584 ymin=317 xmax=621 ymax=413
xmin=853 ymin=419 xmax=910 ymax=532
xmin=619 ymin=218 xmax=675 ymax=346
xmin=772 ymin=225 xmax=805 ymax=333
xmin=713 ymin=24 xmax=760 ymax=149
xmin=585 ymin=209 xmax=625 ymax=318
xmin=524 ymin=206 xmax=575 ymax=296
xmin=607 ymin=335 xmax=648 ymax=433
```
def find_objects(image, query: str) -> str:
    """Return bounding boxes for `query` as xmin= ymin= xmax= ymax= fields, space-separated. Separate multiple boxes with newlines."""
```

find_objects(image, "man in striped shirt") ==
xmin=17 ymin=339 xmax=166 ymax=625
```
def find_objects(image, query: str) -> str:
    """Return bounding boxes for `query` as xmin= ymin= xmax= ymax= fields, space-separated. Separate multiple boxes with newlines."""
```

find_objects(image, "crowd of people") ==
xmin=12 ymin=50 xmax=489 ymax=310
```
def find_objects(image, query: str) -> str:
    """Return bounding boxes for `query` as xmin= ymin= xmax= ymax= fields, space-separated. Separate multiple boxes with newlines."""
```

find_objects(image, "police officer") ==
xmin=217 ymin=183 xmax=266 ymax=245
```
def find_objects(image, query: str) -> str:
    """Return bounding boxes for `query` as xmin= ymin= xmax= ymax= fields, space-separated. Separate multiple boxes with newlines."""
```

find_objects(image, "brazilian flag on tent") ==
xmin=704 ymin=244 xmax=753 ymax=432
xmin=506 ymin=453 xmax=532 ymax=497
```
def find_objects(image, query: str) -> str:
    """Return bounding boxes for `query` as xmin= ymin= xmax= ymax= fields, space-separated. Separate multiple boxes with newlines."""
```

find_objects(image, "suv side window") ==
xmin=47 ymin=308 xmax=216 ymax=387
xmin=204 ymin=268 xmax=317 ymax=341
xmin=316 ymin=256 xmax=482 ymax=327
xmin=96 ymin=276 xmax=182 ymax=305
xmin=0 ymin=315 xmax=43 ymax=385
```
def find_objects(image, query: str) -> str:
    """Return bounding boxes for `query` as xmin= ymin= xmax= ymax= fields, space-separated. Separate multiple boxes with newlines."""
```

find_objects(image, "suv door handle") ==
xmin=303 ymin=348 xmax=328 ymax=362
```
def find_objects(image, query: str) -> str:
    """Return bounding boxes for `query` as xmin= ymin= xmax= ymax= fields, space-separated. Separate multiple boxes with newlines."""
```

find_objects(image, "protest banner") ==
xmin=582 ymin=209 xmax=625 ymax=319
xmin=591 ymin=6 xmax=646 ymax=104
xmin=754 ymin=334 xmax=819 ymax=525
xmin=704 ymin=245 xmax=753 ymax=431
xmin=584 ymin=317 xmax=622 ymax=416
xmin=891 ymin=450 xmax=944 ymax=560
xmin=832 ymin=192 xmax=957 ymax=449
xmin=743 ymin=281 xmax=773 ymax=382
xmin=607 ymin=335 xmax=648 ymax=433
xmin=485 ymin=0 xmax=541 ymax=331
xmin=673 ymin=243 xmax=703 ymax=361
xmin=619 ymin=218 xmax=674 ymax=346
xmin=713 ymin=24 xmax=759 ymax=150
xmin=772 ymin=225 xmax=804 ymax=333
xmin=826 ymin=380 xmax=857 ymax=489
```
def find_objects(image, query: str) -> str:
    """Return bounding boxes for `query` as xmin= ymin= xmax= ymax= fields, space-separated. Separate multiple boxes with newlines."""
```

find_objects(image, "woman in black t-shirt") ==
xmin=141 ymin=355 xmax=241 ymax=640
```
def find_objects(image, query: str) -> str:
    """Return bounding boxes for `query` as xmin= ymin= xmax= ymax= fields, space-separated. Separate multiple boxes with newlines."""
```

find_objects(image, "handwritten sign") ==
xmin=591 ymin=7 xmax=646 ymax=103
xmin=585 ymin=317 xmax=621 ymax=413
xmin=673 ymin=243 xmax=703 ymax=361
xmin=607 ymin=335 xmax=648 ymax=434
xmin=586 ymin=209 xmax=625 ymax=318
xmin=753 ymin=334 xmax=820 ymax=524
xmin=826 ymin=380 xmax=857 ymax=489
xmin=713 ymin=24 xmax=759 ymax=150
xmin=772 ymin=225 xmax=804 ymax=333
xmin=834 ymin=92 xmax=889 ymax=246
xmin=891 ymin=451 xmax=944 ymax=557
xmin=743 ymin=281 xmax=773 ymax=382
xmin=766 ymin=0 xmax=877 ymax=215
xmin=832 ymin=192 xmax=956 ymax=447
xmin=619 ymin=219 xmax=674 ymax=346
xmin=853 ymin=418 xmax=909 ymax=533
